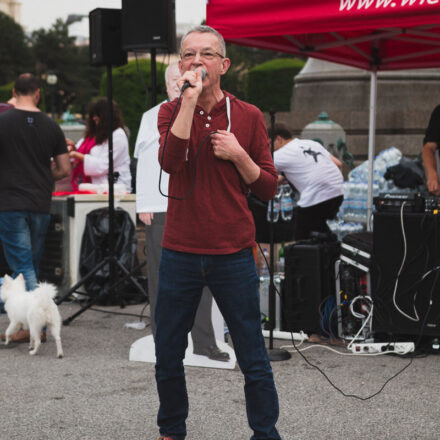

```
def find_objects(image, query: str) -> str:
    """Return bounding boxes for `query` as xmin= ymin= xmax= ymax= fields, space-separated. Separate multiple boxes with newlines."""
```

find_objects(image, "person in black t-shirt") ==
xmin=422 ymin=105 xmax=440 ymax=195
xmin=0 ymin=73 xmax=71 ymax=342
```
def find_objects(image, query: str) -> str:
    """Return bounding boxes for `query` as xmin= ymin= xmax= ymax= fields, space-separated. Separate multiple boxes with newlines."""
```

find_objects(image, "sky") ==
xmin=18 ymin=0 xmax=207 ymax=37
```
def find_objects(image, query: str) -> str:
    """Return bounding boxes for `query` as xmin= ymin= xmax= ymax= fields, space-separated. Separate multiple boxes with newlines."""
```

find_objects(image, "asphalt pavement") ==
xmin=0 ymin=301 xmax=439 ymax=440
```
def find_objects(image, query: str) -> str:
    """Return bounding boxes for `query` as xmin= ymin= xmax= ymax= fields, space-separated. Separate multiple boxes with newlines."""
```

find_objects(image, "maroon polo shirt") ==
xmin=158 ymin=91 xmax=277 ymax=255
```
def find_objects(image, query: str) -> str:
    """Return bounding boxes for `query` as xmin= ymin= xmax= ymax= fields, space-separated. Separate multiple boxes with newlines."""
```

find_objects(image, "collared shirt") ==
xmin=158 ymin=91 xmax=277 ymax=254
xmin=134 ymin=101 xmax=169 ymax=213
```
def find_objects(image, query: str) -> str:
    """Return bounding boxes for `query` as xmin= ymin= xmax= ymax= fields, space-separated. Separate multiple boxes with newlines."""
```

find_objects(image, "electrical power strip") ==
xmin=350 ymin=342 xmax=415 ymax=354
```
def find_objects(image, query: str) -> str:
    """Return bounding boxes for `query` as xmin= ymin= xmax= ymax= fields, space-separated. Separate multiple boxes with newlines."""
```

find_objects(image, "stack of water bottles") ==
xmin=329 ymin=146 xmax=403 ymax=240
xmin=266 ymin=184 xmax=294 ymax=223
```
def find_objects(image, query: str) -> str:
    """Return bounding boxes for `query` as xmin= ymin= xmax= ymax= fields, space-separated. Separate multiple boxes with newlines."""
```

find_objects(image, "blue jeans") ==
xmin=0 ymin=211 xmax=51 ymax=290
xmin=155 ymin=248 xmax=281 ymax=440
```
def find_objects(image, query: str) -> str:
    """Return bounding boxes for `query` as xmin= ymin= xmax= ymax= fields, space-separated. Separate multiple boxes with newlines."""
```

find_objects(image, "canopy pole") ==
xmin=366 ymin=70 xmax=377 ymax=232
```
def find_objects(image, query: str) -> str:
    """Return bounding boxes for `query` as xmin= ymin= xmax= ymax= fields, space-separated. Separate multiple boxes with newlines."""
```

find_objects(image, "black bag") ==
xmin=384 ymin=157 xmax=425 ymax=189
xmin=79 ymin=207 xmax=146 ymax=305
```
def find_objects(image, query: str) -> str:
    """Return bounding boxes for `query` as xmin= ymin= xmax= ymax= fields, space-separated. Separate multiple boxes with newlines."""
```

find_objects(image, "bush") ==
xmin=100 ymin=59 xmax=168 ymax=155
xmin=0 ymin=82 xmax=13 ymax=103
xmin=246 ymin=58 xmax=305 ymax=112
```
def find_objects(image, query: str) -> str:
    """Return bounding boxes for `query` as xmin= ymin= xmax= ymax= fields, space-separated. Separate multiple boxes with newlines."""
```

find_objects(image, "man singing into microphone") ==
xmin=154 ymin=26 xmax=281 ymax=440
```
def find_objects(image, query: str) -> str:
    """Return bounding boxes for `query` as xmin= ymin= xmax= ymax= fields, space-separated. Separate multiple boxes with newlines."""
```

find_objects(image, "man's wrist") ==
xmin=426 ymin=169 xmax=439 ymax=180
xmin=231 ymin=146 xmax=248 ymax=165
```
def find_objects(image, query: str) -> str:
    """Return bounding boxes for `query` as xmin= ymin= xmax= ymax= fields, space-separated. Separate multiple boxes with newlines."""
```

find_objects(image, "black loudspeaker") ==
xmin=0 ymin=214 xmax=64 ymax=285
xmin=372 ymin=212 xmax=440 ymax=337
xmin=121 ymin=0 xmax=176 ymax=52
xmin=89 ymin=8 xmax=128 ymax=67
xmin=282 ymin=240 xmax=340 ymax=333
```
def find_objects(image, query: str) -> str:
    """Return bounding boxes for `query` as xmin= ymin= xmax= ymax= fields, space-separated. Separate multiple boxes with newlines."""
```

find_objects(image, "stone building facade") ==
xmin=271 ymin=59 xmax=440 ymax=160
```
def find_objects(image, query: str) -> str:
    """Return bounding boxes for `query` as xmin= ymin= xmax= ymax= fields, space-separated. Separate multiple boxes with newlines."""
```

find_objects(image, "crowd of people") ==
xmin=1 ymin=23 xmax=439 ymax=440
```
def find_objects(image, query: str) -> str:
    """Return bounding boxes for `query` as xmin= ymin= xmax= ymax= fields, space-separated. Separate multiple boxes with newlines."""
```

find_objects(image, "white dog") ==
xmin=1 ymin=274 xmax=63 ymax=358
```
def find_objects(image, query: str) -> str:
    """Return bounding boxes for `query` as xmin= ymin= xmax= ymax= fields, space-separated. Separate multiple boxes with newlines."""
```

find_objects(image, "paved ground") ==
xmin=0 ymin=301 xmax=439 ymax=440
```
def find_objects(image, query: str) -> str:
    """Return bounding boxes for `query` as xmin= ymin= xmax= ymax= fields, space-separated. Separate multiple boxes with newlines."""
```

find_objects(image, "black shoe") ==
xmin=193 ymin=344 xmax=230 ymax=362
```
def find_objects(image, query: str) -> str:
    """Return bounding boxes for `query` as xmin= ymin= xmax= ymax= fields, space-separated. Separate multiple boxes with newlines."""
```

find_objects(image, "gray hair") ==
xmin=180 ymin=25 xmax=226 ymax=57
xmin=164 ymin=61 xmax=179 ymax=84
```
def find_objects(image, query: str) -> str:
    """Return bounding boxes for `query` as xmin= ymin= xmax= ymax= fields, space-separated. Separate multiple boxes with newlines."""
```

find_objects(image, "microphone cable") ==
xmin=158 ymin=87 xmax=216 ymax=201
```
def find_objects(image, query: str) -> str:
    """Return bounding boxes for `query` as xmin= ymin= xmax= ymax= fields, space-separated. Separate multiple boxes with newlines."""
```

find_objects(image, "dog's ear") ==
xmin=17 ymin=273 xmax=25 ymax=282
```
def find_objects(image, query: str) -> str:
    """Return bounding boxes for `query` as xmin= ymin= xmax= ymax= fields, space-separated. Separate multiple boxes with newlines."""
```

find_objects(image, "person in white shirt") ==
xmin=271 ymin=123 xmax=343 ymax=240
xmin=69 ymin=98 xmax=132 ymax=192
xmin=134 ymin=62 xmax=229 ymax=362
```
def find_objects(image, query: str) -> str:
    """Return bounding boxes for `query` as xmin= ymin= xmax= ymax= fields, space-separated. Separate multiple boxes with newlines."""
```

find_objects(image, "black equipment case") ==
xmin=340 ymin=231 xmax=373 ymax=272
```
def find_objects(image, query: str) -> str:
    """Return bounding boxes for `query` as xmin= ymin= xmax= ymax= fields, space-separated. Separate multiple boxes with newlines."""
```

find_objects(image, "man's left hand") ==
xmin=210 ymin=130 xmax=244 ymax=163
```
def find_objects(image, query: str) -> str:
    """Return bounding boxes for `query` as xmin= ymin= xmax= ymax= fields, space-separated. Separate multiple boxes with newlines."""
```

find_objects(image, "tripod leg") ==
xmin=55 ymin=258 xmax=109 ymax=305
xmin=62 ymin=296 xmax=100 ymax=326
xmin=114 ymin=258 xmax=148 ymax=298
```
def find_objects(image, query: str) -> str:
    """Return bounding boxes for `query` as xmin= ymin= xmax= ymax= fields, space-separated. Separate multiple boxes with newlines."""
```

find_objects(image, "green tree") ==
xmin=221 ymin=43 xmax=301 ymax=100
xmin=0 ymin=12 xmax=33 ymax=86
xmin=0 ymin=82 xmax=14 ymax=103
xmin=30 ymin=19 xmax=103 ymax=116
xmin=246 ymin=58 xmax=305 ymax=112
xmin=100 ymin=59 xmax=168 ymax=155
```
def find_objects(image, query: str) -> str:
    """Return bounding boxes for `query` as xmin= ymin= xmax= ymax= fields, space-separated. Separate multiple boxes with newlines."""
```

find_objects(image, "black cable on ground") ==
xmin=256 ymin=243 xmax=418 ymax=401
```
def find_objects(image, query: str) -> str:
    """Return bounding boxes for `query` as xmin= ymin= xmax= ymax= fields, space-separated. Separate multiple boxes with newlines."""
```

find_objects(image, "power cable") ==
xmin=256 ymin=242 xmax=416 ymax=401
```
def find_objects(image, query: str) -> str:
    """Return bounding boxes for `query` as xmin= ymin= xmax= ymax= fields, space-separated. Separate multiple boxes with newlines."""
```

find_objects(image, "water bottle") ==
xmin=259 ymin=248 xmax=270 ymax=277
xmin=266 ymin=188 xmax=281 ymax=222
xmin=259 ymin=275 xmax=270 ymax=324
xmin=387 ymin=146 xmax=402 ymax=167
xmin=277 ymin=242 xmax=285 ymax=273
xmin=342 ymin=182 xmax=352 ymax=218
xmin=350 ymin=182 xmax=359 ymax=220
xmin=280 ymin=185 xmax=294 ymax=221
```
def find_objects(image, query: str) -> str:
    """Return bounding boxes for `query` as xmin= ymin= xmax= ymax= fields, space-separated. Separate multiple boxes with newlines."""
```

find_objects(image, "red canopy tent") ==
xmin=206 ymin=0 xmax=440 ymax=228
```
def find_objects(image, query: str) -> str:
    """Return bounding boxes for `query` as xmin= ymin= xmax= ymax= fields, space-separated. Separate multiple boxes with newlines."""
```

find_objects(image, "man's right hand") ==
xmin=177 ymin=69 xmax=204 ymax=102
xmin=422 ymin=142 xmax=440 ymax=195
xmin=426 ymin=172 xmax=440 ymax=195
xmin=139 ymin=212 xmax=154 ymax=226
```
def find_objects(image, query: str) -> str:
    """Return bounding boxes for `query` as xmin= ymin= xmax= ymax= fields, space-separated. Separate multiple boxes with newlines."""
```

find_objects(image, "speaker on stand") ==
xmin=89 ymin=8 xmax=127 ymax=68
xmin=121 ymin=0 xmax=177 ymax=107
xmin=56 ymin=8 xmax=147 ymax=323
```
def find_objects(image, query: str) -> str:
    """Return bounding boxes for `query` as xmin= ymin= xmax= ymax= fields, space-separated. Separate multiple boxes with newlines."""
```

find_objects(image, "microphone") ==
xmin=181 ymin=69 xmax=206 ymax=93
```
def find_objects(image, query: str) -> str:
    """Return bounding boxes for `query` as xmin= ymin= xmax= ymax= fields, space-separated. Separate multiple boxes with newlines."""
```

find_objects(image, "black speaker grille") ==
xmin=372 ymin=212 xmax=440 ymax=337
xmin=122 ymin=0 xmax=176 ymax=52
xmin=89 ymin=8 xmax=128 ymax=67
xmin=282 ymin=241 xmax=340 ymax=333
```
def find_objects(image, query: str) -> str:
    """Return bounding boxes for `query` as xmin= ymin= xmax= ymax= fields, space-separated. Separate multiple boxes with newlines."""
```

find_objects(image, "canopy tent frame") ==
xmin=207 ymin=1 xmax=440 ymax=231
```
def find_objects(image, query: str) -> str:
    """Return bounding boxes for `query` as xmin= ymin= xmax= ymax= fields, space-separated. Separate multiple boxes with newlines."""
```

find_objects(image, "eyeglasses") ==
xmin=181 ymin=50 xmax=225 ymax=61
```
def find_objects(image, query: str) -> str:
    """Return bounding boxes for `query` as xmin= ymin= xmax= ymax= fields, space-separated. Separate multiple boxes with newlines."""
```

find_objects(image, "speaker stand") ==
xmin=267 ymin=111 xmax=291 ymax=362
xmin=56 ymin=64 xmax=147 ymax=324
xmin=150 ymin=48 xmax=157 ymax=107
xmin=268 ymin=347 xmax=291 ymax=361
